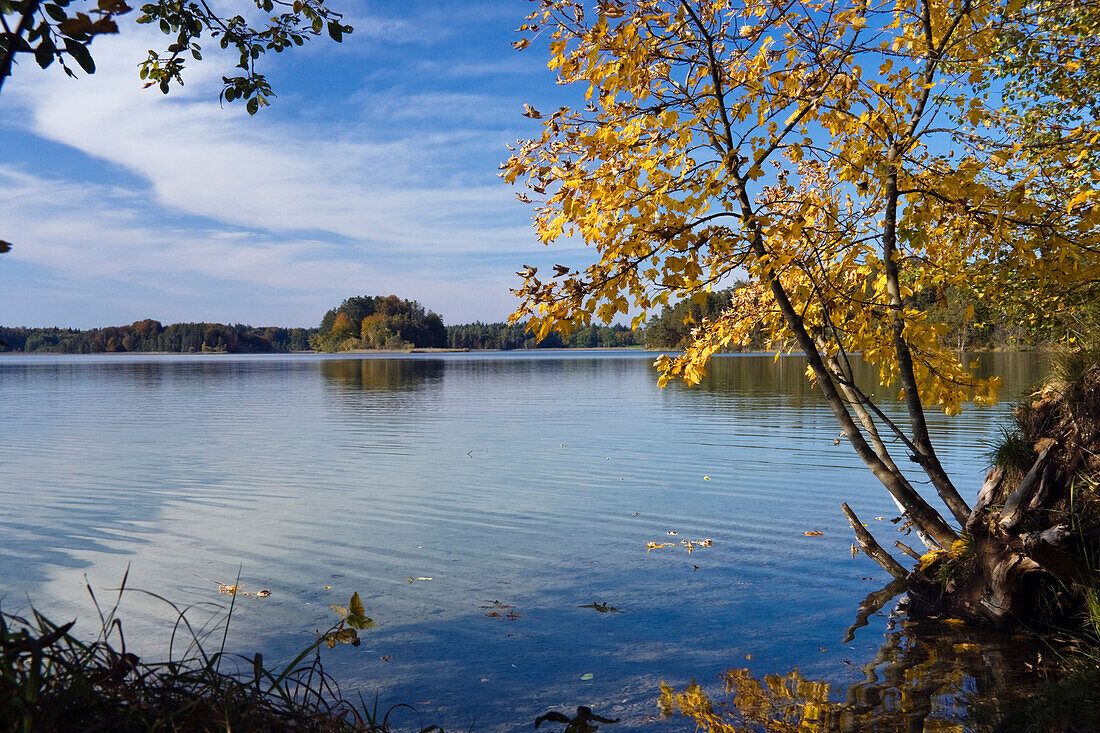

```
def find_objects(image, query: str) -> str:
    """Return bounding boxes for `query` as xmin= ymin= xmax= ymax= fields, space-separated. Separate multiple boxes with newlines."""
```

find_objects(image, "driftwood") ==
xmin=967 ymin=465 xmax=1003 ymax=530
xmin=843 ymin=503 xmax=908 ymax=580
xmin=894 ymin=541 xmax=922 ymax=560
xmin=997 ymin=446 xmax=1052 ymax=531
xmin=1028 ymin=463 xmax=1060 ymax=511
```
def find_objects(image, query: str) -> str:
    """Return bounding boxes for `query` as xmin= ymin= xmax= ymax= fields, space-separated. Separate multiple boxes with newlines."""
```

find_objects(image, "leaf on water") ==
xmin=255 ymin=589 xmax=271 ymax=598
xmin=666 ymin=530 xmax=678 ymax=535
xmin=218 ymin=584 xmax=238 ymax=594
xmin=329 ymin=605 xmax=349 ymax=619
xmin=349 ymin=592 xmax=365 ymax=617
xmin=805 ymin=531 xmax=824 ymax=536
xmin=406 ymin=577 xmax=434 ymax=583
xmin=579 ymin=602 xmax=621 ymax=613
xmin=481 ymin=599 xmax=521 ymax=620
xmin=580 ymin=673 xmax=594 ymax=680
xmin=646 ymin=541 xmax=676 ymax=550
xmin=703 ymin=476 xmax=711 ymax=480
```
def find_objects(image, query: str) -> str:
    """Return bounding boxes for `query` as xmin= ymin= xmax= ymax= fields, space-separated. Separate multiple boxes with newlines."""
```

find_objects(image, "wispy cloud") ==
xmin=0 ymin=13 xmax=567 ymax=326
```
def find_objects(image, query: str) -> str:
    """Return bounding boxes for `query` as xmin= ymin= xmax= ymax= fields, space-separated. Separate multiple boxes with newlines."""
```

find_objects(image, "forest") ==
xmin=0 ymin=320 xmax=315 ymax=354
xmin=0 ymin=287 xmax=1065 ymax=354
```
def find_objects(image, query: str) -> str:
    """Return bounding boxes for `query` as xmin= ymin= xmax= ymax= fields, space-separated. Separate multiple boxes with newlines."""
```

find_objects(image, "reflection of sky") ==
xmin=0 ymin=352 xmax=1046 ymax=730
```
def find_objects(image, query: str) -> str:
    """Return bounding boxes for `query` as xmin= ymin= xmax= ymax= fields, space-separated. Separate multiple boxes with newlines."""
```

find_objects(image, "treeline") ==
xmin=1 ymin=283 xmax=1066 ymax=356
xmin=642 ymin=286 xmax=766 ymax=350
xmin=0 ymin=320 xmax=314 ymax=354
xmin=446 ymin=322 xmax=641 ymax=350
xmin=641 ymin=282 xmax=1075 ymax=352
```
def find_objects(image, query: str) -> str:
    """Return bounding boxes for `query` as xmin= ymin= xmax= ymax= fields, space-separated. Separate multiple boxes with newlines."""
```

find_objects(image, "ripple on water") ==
xmin=0 ymin=351 xmax=1049 ymax=730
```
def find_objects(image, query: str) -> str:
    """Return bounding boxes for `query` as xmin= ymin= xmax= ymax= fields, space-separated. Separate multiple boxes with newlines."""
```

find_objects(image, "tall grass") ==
xmin=0 ymin=572 xmax=442 ymax=732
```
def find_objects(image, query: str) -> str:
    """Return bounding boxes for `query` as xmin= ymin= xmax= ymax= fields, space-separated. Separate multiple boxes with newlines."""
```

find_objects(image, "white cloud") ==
xmin=0 ymin=16 xmax=564 ymax=325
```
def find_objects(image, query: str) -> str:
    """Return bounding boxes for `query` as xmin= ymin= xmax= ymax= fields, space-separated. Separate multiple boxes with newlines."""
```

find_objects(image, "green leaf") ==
xmin=334 ymin=628 xmax=360 ymax=645
xmin=34 ymin=40 xmax=55 ymax=69
xmin=349 ymin=592 xmax=365 ymax=617
xmin=346 ymin=614 xmax=375 ymax=631
xmin=311 ymin=16 xmax=322 ymax=33
xmin=327 ymin=19 xmax=342 ymax=42
xmin=45 ymin=4 xmax=68 ymax=22
xmin=65 ymin=39 xmax=95 ymax=73
xmin=246 ymin=96 xmax=259 ymax=115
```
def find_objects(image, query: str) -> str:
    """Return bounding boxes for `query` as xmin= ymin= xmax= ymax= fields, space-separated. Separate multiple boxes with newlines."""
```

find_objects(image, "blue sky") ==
xmin=0 ymin=0 xmax=581 ymax=328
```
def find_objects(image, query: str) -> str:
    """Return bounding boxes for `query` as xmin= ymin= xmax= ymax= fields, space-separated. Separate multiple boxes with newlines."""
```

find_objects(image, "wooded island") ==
xmin=0 ymin=285 xmax=1065 ymax=355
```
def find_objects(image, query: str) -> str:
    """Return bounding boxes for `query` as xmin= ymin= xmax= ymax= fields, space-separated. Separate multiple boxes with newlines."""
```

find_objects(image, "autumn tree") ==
xmin=310 ymin=295 xmax=446 ymax=352
xmin=505 ymin=0 xmax=1100 ymax=626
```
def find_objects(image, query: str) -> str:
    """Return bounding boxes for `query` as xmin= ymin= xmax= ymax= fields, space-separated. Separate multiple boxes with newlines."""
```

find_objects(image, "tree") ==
xmin=0 ymin=0 xmax=351 ymax=113
xmin=310 ymin=294 xmax=446 ymax=352
xmin=504 ymin=0 xmax=1100 ymax=626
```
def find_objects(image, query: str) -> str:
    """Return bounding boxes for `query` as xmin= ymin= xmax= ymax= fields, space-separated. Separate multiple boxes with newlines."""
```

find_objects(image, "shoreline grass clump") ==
xmin=1 ymin=576 xmax=441 ymax=732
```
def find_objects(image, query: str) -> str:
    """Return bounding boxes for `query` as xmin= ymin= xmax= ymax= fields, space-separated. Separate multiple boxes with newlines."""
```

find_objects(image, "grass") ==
xmin=0 ymin=572 xmax=443 ymax=732
xmin=984 ymin=424 xmax=1037 ymax=477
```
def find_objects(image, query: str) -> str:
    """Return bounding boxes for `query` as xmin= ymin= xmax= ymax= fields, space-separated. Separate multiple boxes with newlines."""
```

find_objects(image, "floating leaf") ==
xmin=329 ymin=604 xmax=349 ymax=619
xmin=579 ymin=602 xmax=621 ymax=613
xmin=805 ymin=531 xmax=824 ymax=536
xmin=349 ymin=592 xmax=365 ymax=617
xmin=580 ymin=673 xmax=594 ymax=680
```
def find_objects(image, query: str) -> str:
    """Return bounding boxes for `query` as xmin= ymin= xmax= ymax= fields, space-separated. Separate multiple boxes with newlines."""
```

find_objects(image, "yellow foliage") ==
xmin=504 ymin=0 xmax=1098 ymax=419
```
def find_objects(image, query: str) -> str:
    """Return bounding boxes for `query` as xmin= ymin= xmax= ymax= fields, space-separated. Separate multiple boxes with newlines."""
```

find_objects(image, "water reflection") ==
xmin=0 ymin=351 xmax=1059 ymax=730
xmin=320 ymin=358 xmax=445 ymax=392
xmin=660 ymin=600 xmax=1056 ymax=732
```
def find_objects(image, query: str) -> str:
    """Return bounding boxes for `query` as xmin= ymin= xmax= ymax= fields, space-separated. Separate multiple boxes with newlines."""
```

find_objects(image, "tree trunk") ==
xmin=851 ymin=370 xmax=1100 ymax=630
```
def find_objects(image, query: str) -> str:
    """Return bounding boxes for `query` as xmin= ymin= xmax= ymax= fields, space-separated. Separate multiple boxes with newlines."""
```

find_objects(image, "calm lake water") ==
xmin=0 ymin=351 xmax=1050 ymax=730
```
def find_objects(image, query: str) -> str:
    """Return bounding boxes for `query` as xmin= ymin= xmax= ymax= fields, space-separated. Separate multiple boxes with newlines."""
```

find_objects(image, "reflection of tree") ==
xmin=659 ymin=586 xmax=1053 ymax=732
xmin=319 ymin=359 xmax=444 ymax=393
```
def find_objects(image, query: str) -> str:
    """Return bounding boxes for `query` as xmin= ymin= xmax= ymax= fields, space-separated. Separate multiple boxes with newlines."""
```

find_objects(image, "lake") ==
xmin=0 ymin=351 xmax=1050 ymax=730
